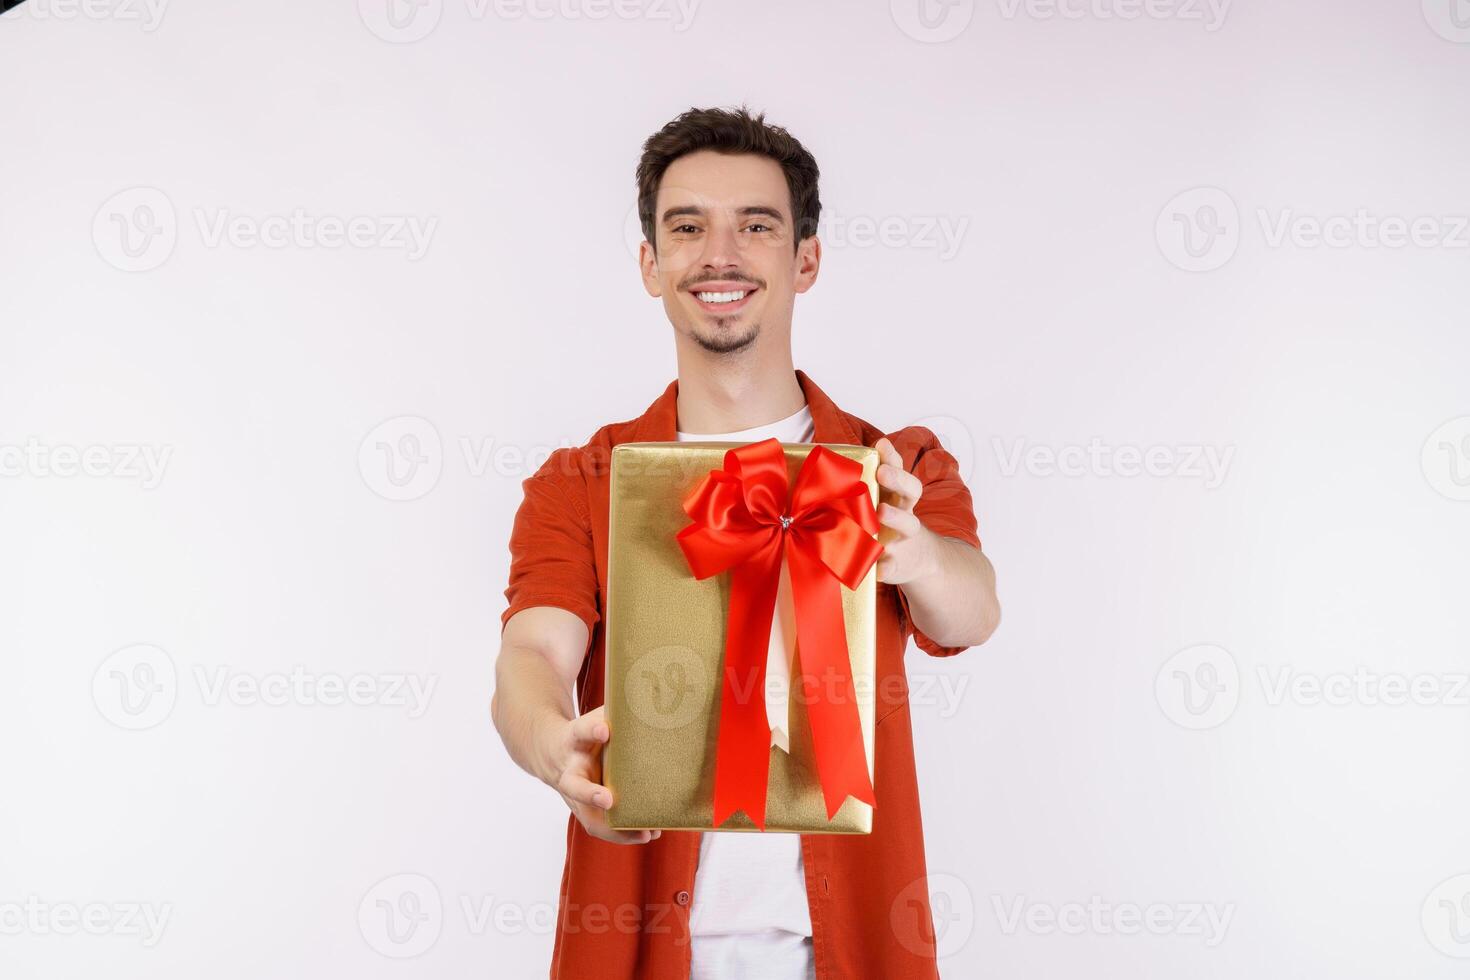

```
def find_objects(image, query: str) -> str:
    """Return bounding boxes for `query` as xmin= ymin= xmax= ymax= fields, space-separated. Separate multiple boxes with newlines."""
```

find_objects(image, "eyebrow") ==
xmin=660 ymin=205 xmax=787 ymax=224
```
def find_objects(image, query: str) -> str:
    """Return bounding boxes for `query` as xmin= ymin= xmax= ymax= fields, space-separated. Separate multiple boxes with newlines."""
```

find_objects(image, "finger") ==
xmin=874 ymin=437 xmax=902 ymax=472
xmin=597 ymin=828 xmax=662 ymax=845
xmin=569 ymin=705 xmax=609 ymax=746
xmin=876 ymin=462 xmax=922 ymax=511
xmin=877 ymin=501 xmax=921 ymax=535
xmin=875 ymin=550 xmax=904 ymax=585
xmin=559 ymin=770 xmax=613 ymax=810
xmin=578 ymin=809 xmax=664 ymax=845
xmin=584 ymin=818 xmax=662 ymax=846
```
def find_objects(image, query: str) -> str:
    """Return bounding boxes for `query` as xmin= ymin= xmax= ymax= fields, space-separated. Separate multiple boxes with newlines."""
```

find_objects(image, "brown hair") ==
xmin=635 ymin=105 xmax=821 ymax=254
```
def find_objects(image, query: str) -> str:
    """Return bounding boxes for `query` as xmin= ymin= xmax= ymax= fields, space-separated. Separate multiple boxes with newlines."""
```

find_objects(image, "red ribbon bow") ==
xmin=676 ymin=438 xmax=883 ymax=830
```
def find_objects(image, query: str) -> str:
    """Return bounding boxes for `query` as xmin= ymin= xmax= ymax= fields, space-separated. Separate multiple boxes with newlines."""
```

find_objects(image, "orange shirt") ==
xmin=500 ymin=369 xmax=984 ymax=980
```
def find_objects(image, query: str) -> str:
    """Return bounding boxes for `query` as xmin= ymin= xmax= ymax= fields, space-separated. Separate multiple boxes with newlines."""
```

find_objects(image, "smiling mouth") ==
xmin=689 ymin=286 xmax=758 ymax=313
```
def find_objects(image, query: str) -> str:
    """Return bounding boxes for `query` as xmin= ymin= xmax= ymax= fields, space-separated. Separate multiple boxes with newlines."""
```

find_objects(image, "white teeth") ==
xmin=695 ymin=290 xmax=749 ymax=304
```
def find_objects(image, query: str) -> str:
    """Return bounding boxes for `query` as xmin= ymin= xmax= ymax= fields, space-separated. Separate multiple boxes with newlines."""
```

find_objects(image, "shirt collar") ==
xmin=630 ymin=368 xmax=859 ymax=446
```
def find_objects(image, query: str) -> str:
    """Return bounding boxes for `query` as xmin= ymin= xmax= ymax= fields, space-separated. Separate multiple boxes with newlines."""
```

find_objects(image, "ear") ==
xmin=638 ymin=237 xmax=662 ymax=298
xmin=792 ymin=235 xmax=821 ymax=294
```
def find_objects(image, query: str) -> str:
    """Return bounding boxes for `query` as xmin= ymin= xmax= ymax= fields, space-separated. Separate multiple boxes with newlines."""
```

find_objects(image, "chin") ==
xmin=691 ymin=322 xmax=759 ymax=355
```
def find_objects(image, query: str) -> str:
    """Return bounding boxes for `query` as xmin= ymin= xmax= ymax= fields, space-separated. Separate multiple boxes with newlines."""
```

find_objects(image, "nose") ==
xmin=696 ymin=207 xmax=745 ymax=273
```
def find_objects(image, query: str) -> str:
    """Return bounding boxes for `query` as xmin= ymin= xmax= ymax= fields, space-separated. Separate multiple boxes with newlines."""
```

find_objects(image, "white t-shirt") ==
xmin=677 ymin=402 xmax=818 ymax=980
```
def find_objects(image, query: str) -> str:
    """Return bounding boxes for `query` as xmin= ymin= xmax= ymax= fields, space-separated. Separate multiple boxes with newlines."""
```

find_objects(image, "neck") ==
xmin=673 ymin=340 xmax=805 ymax=435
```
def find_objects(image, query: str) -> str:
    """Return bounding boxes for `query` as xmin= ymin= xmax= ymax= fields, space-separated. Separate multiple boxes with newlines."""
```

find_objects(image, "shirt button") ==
xmin=675 ymin=890 xmax=691 ymax=906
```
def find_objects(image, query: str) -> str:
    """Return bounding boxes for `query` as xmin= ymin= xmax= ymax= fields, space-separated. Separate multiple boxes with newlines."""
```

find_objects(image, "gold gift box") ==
xmin=603 ymin=441 xmax=877 ymax=835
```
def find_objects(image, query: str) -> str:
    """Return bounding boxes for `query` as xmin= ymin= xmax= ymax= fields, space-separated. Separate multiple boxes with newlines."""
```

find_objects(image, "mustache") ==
xmin=681 ymin=275 xmax=763 ymax=289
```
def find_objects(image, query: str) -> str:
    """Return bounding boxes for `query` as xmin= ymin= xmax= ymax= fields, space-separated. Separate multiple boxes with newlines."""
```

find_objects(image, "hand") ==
xmin=873 ymin=437 xmax=939 ymax=586
xmin=542 ymin=704 xmax=662 ymax=845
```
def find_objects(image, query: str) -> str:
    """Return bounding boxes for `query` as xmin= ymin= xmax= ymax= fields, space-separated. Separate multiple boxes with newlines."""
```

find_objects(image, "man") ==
xmin=492 ymin=106 xmax=1001 ymax=980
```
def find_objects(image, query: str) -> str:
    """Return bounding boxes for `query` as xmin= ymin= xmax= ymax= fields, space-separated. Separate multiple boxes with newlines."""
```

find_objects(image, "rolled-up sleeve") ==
xmin=500 ymin=448 xmax=601 ymax=636
xmin=884 ymin=425 xmax=983 ymax=658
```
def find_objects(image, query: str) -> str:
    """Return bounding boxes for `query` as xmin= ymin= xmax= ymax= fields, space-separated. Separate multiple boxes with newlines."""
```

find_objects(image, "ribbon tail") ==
xmin=711 ymin=546 xmax=782 ymax=831
xmin=787 ymin=538 xmax=876 ymax=820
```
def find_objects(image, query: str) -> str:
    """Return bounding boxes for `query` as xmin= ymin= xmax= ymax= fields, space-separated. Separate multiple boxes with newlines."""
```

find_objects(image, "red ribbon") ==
xmin=676 ymin=438 xmax=883 ymax=830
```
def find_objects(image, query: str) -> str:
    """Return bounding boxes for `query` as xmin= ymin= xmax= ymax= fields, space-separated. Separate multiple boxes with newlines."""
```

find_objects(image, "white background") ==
xmin=3 ymin=0 xmax=1469 ymax=976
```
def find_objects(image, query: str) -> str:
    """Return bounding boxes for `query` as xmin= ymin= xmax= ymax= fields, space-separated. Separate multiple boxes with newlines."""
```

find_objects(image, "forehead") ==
xmin=657 ymin=150 xmax=789 ymax=212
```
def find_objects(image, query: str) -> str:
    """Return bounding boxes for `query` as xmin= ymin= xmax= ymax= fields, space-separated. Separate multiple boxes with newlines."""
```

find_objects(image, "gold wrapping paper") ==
xmin=603 ymin=441 xmax=877 ymax=834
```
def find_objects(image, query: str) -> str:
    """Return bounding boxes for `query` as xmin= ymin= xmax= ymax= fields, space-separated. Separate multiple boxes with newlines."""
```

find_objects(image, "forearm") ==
xmin=898 ymin=531 xmax=1000 ymax=648
xmin=491 ymin=644 xmax=576 ymax=786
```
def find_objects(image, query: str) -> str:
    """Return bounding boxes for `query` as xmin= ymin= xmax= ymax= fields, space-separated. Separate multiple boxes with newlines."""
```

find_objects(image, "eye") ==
xmin=671 ymin=224 xmax=700 ymax=234
xmin=745 ymin=223 xmax=771 ymax=233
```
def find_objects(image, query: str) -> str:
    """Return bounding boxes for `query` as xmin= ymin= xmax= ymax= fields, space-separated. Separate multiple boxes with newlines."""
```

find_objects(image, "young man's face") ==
xmin=639 ymin=149 xmax=820 ymax=356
